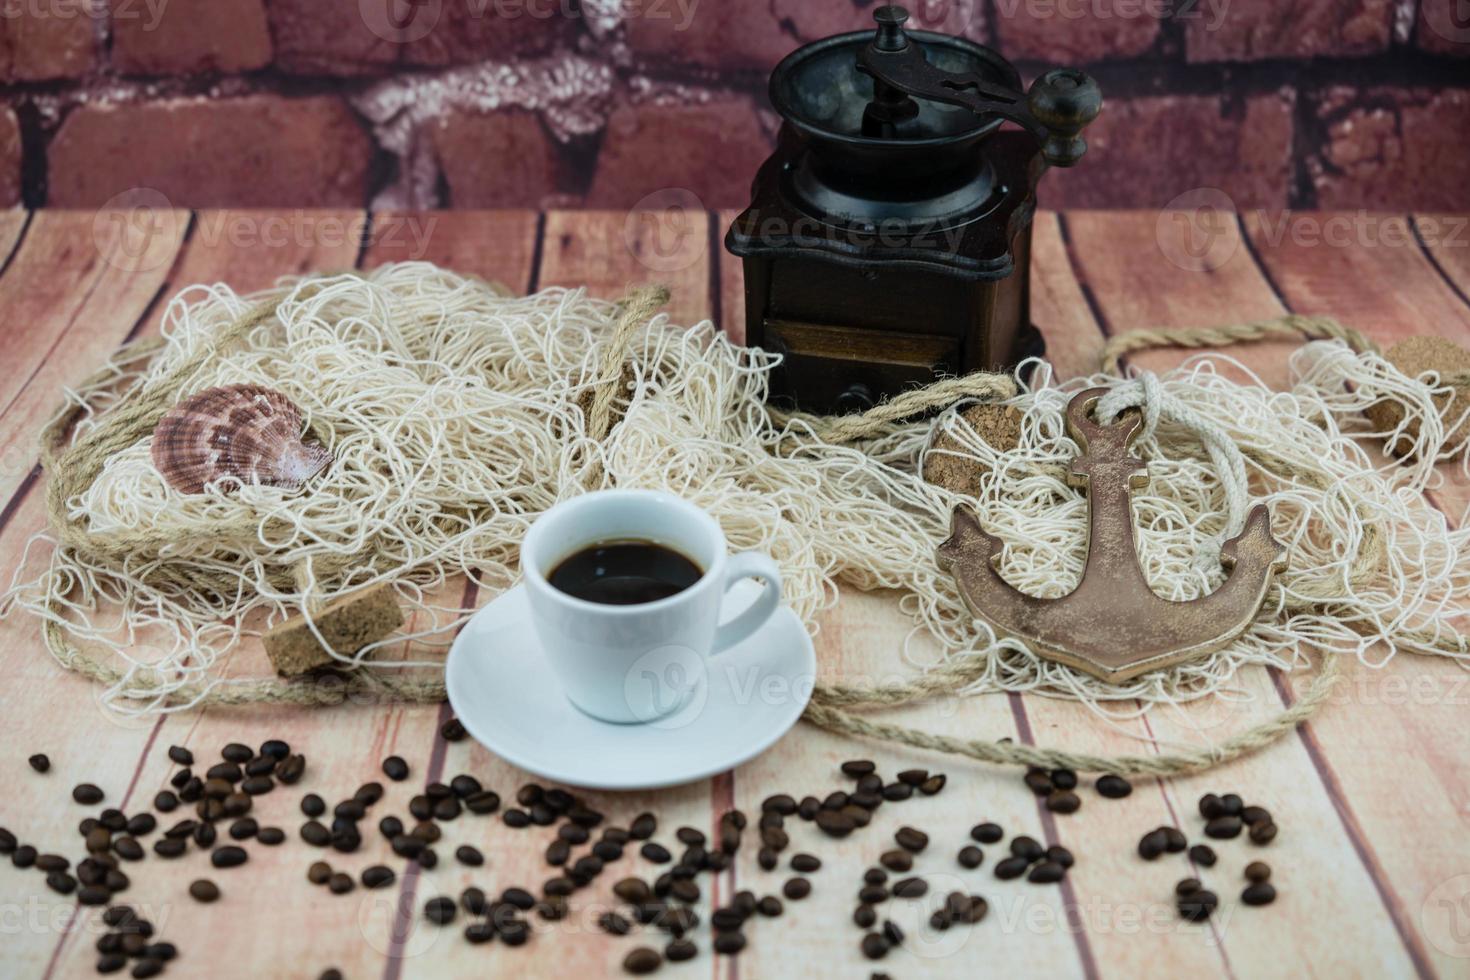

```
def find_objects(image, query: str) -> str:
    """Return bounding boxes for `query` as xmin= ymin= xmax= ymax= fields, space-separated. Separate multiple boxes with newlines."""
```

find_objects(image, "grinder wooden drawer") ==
xmin=763 ymin=319 xmax=961 ymax=413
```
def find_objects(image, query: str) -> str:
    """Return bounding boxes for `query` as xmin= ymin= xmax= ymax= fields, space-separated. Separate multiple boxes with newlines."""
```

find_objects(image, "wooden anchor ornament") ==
xmin=937 ymin=387 xmax=1288 ymax=682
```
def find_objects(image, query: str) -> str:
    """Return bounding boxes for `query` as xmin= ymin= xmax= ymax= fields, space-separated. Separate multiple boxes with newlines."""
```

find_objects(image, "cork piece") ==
xmin=923 ymin=403 xmax=1024 ymax=496
xmin=262 ymin=585 xmax=405 ymax=677
xmin=1363 ymin=336 xmax=1470 ymax=455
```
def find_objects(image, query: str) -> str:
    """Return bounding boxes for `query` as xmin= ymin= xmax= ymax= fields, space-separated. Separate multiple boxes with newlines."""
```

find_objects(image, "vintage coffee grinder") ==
xmin=726 ymin=5 xmax=1101 ymax=413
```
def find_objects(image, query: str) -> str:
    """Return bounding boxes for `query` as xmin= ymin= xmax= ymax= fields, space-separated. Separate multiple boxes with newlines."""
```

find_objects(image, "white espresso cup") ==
xmin=521 ymin=489 xmax=784 ymax=724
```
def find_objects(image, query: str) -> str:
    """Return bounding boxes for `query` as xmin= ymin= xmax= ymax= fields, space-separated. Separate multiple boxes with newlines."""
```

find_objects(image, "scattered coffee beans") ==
xmin=189 ymin=880 xmax=219 ymax=903
xmin=1095 ymin=774 xmax=1132 ymax=798
xmin=29 ymin=753 xmax=50 ymax=773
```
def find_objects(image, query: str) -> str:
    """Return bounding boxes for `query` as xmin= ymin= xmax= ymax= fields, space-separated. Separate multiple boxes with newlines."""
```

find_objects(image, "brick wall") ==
xmin=0 ymin=0 xmax=1467 ymax=212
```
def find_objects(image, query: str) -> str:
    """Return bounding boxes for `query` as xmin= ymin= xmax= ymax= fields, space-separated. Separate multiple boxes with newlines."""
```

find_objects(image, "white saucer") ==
xmin=445 ymin=581 xmax=816 ymax=790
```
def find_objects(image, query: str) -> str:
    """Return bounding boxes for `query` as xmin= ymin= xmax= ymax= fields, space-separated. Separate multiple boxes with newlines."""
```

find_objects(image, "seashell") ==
xmin=151 ymin=384 xmax=332 ymax=494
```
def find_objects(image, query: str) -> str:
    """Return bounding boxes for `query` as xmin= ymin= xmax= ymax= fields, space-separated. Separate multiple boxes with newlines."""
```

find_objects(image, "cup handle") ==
xmin=711 ymin=552 xmax=783 ymax=655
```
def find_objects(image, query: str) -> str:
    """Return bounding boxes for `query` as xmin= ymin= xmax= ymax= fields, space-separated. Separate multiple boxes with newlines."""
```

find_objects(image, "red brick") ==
xmin=0 ymin=0 xmax=96 ymax=81
xmin=625 ymin=0 xmax=982 ymax=73
xmin=0 ymin=106 xmax=20 ymax=207
xmin=1039 ymin=92 xmax=1294 ymax=209
xmin=404 ymin=0 xmax=569 ymax=67
xmin=991 ymin=0 xmax=1159 ymax=63
xmin=1185 ymin=0 xmax=1392 ymax=62
xmin=432 ymin=109 xmax=567 ymax=208
xmin=586 ymin=96 xmax=774 ymax=210
xmin=111 ymin=0 xmax=271 ymax=75
xmin=1312 ymin=87 xmax=1470 ymax=210
xmin=1417 ymin=0 xmax=1470 ymax=56
xmin=267 ymin=0 xmax=400 ymax=75
xmin=47 ymin=96 xmax=373 ymax=208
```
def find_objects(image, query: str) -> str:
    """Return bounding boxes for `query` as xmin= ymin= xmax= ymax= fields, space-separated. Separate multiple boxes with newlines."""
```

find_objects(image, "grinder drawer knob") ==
xmin=836 ymin=383 xmax=876 ymax=413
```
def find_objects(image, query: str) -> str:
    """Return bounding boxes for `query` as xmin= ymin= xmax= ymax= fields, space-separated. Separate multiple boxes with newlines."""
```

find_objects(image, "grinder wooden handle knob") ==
xmin=1027 ymin=69 xmax=1102 ymax=168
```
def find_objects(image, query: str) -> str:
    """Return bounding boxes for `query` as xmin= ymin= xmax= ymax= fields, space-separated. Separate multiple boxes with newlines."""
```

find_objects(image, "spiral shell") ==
xmin=151 ymin=385 xmax=332 ymax=494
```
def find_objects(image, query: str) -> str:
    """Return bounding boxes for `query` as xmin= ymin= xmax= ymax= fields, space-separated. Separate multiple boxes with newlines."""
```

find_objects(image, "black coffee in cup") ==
xmin=549 ymin=539 xmax=703 ymax=605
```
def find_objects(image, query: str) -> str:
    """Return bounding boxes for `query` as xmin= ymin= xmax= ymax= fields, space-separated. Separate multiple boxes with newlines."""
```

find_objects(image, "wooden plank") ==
xmin=0 ymin=210 xmax=188 ymax=505
xmin=538 ymin=210 xmax=712 ymax=327
xmin=0 ymin=209 xmax=28 ymax=269
xmin=16 ymin=210 xmax=370 ymax=979
xmin=1031 ymin=210 xmax=1104 ymax=382
xmin=1244 ymin=210 xmax=1470 ymax=976
xmin=1062 ymin=209 xmax=1423 ymax=975
xmin=361 ymin=210 xmax=537 ymax=285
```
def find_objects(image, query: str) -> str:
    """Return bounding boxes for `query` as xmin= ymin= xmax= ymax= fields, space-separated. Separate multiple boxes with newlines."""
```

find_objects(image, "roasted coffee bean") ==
xmin=994 ymin=856 xmax=1031 ymax=880
xmin=783 ymin=876 xmax=812 ymax=900
xmin=125 ymin=813 xmax=156 ymax=836
xmin=1205 ymin=816 xmax=1243 ymax=840
xmin=100 ymin=809 xmax=127 ymax=832
xmin=1199 ymin=793 xmax=1223 ymax=818
xmin=102 ymin=906 xmax=136 ymax=927
xmin=408 ymin=822 xmax=440 ymax=844
xmin=788 ymin=852 xmax=820 ymax=873
xmin=152 ymin=839 xmax=185 ymax=859
xmin=760 ymin=825 xmax=789 ymax=852
xmin=892 ymin=877 xmax=927 ymax=898
xmin=1024 ymin=768 xmax=1054 ymax=796
xmin=1046 ymin=845 xmax=1075 ymax=868
xmin=516 ymin=784 xmax=544 ymax=807
xmin=258 ymin=826 xmax=284 ymax=846
xmin=212 ymin=846 xmax=247 ymax=869
xmin=239 ymin=775 xmax=273 ymax=796
xmin=1187 ymin=844 xmax=1217 ymax=867
xmin=1010 ymin=835 xmax=1044 ymax=861
xmin=97 ymin=953 xmax=127 ymax=974
xmin=179 ymin=777 xmax=204 ymax=802
xmin=1249 ymin=821 xmax=1278 ymax=845
xmin=670 ymin=879 xmax=700 ymax=903
xmin=449 ymin=775 xmax=481 ymax=798
xmin=153 ymin=791 xmax=178 ymax=813
xmin=224 ymin=793 xmax=252 ymax=817
xmin=611 ymin=877 xmax=650 ymax=904
xmin=143 ymin=942 xmax=177 ymax=961
xmin=358 ymin=865 xmax=397 ymax=891
xmin=546 ymin=839 xmax=571 ymax=866
xmin=333 ymin=800 xmax=365 ymax=822
xmin=28 ymin=752 xmax=51 ymax=773
xmin=455 ymin=886 xmax=487 ymax=916
xmin=1175 ymin=877 xmax=1202 ymax=896
xmin=1095 ymin=774 xmax=1132 ymax=798
xmin=86 ymin=828 xmax=112 ymax=853
xmin=545 ymin=788 xmax=576 ymax=812
xmin=623 ymin=947 xmax=661 ymax=974
xmin=572 ymin=855 xmax=604 ymax=880
xmin=132 ymin=959 xmax=164 ymax=978
xmin=328 ymin=872 xmax=355 ymax=895
xmin=746 ymin=894 xmax=779 ymax=919
xmin=440 ymin=717 xmax=467 ymax=741
xmin=791 ymin=796 xmax=817 ymax=820
xmin=77 ymin=861 xmax=106 ymax=886
xmin=502 ymin=808 xmax=529 ymax=828
xmin=502 ymin=887 xmax=535 ymax=911
xmin=221 ymin=743 xmax=253 ymax=763
xmin=1029 ymin=861 xmax=1066 ymax=884
xmin=192 ymin=822 xmax=217 ymax=848
xmin=245 ymin=757 xmax=276 ymax=778
xmin=297 ymin=793 xmax=324 ymax=818
xmin=859 ymin=885 xmax=888 ymax=905
xmin=593 ymin=841 xmax=624 ymax=862
xmin=670 ymin=827 xmax=703 ymax=848
xmin=189 ymin=879 xmax=220 ymax=903
xmin=465 ymin=791 xmax=500 ymax=815
xmin=630 ymin=812 xmax=657 ymax=839
xmin=1242 ymin=882 xmax=1277 ymax=906
xmin=276 ymin=755 xmax=306 ymax=785
xmin=46 ymin=871 xmax=77 ymax=894
xmin=958 ymin=845 xmax=984 ymax=869
xmin=864 ymin=868 xmax=888 ymax=887
xmin=528 ymin=802 xmax=556 ymax=825
xmin=103 ymin=868 xmax=128 ymax=892
xmin=1241 ymin=805 xmax=1271 ymax=825
xmin=920 ymin=774 xmax=947 ymax=795
xmin=882 ymin=919 xmax=906 ymax=947
xmin=881 ymin=782 xmax=913 ymax=802
xmin=894 ymin=826 xmax=928 ymax=853
xmin=207 ymin=763 xmax=242 ymax=783
xmin=170 ymin=768 xmax=193 ymax=790
xmin=255 ymin=739 xmax=288 ymax=760
xmin=970 ymin=821 xmax=1003 ymax=844
xmin=1138 ymin=829 xmax=1168 ymax=860
xmin=762 ymin=793 xmax=797 ymax=815
xmin=1244 ymin=860 xmax=1272 ymax=882
xmin=855 ymin=773 xmax=883 ymax=794
xmin=757 ymin=847 xmax=777 ymax=871
xmin=879 ymin=849 xmax=913 ymax=872
xmin=381 ymin=756 xmax=409 ymax=781
xmin=1046 ymin=768 xmax=1076 ymax=790
xmin=114 ymin=837 xmax=144 ymax=862
xmin=1163 ymin=827 xmax=1188 ymax=852
xmin=842 ymin=804 xmax=873 ymax=829
xmin=1219 ymin=793 xmax=1243 ymax=816
xmin=1178 ymin=889 xmax=1220 ymax=922
xmin=1046 ymin=790 xmax=1081 ymax=814
xmin=599 ymin=911 xmax=632 ymax=936
xmin=841 ymin=759 xmax=877 ymax=777
xmin=641 ymin=842 xmax=672 ymax=863
xmin=666 ymin=938 xmax=697 ymax=962
xmin=464 ymin=921 xmax=496 ymax=944
xmin=73 ymin=783 xmax=105 ymax=805
xmin=390 ymin=835 xmax=424 ymax=859
xmin=229 ymin=818 xmax=258 ymax=840
xmin=861 ymin=932 xmax=890 ymax=960
xmin=300 ymin=821 xmax=330 ymax=847
xmin=849 ymin=791 xmax=883 ymax=810
xmin=712 ymin=931 xmax=746 ymax=955
xmin=424 ymin=896 xmax=456 ymax=925
xmin=455 ymin=845 xmax=484 ymax=867
xmin=931 ymin=908 xmax=953 ymax=931
xmin=167 ymin=746 xmax=193 ymax=766
xmin=854 ymin=903 xmax=877 ymax=928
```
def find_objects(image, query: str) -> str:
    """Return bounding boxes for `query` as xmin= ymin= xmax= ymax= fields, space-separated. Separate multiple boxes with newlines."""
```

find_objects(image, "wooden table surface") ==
xmin=2 ymin=208 xmax=1469 ymax=980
